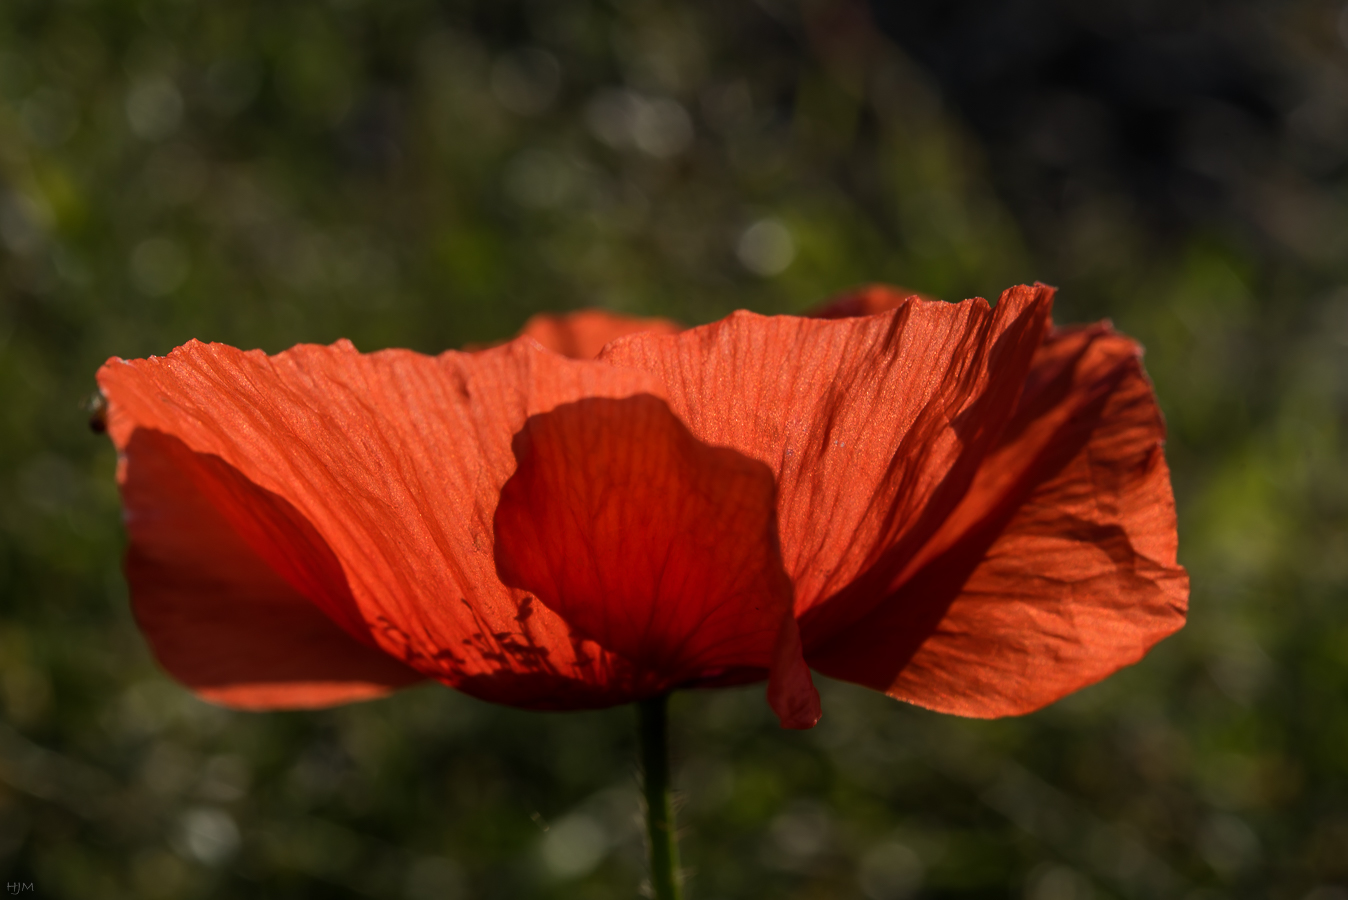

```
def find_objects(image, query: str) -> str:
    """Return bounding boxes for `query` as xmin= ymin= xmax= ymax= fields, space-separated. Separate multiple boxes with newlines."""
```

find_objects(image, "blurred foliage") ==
xmin=0 ymin=0 xmax=1346 ymax=898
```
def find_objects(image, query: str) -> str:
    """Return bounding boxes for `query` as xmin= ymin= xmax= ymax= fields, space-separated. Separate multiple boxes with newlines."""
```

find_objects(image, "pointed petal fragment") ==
xmin=494 ymin=395 xmax=819 ymax=728
xmin=808 ymin=284 xmax=929 ymax=319
xmin=807 ymin=325 xmax=1189 ymax=716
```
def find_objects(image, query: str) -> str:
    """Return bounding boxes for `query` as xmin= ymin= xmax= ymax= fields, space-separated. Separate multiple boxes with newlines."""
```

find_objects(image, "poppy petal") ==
xmin=600 ymin=286 xmax=1054 ymax=640
xmin=808 ymin=284 xmax=929 ymax=319
xmin=494 ymin=395 xmax=820 ymax=728
xmin=517 ymin=309 xmax=684 ymax=359
xmin=119 ymin=425 xmax=424 ymax=708
xmin=806 ymin=324 xmax=1188 ymax=715
xmin=98 ymin=338 xmax=674 ymax=711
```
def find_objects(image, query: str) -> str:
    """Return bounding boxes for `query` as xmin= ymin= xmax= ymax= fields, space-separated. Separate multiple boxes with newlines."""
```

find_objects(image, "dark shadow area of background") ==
xmin=0 ymin=0 xmax=1345 ymax=897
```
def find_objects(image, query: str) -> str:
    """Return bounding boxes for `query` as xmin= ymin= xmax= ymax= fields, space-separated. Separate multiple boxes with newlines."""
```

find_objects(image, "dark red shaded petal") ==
xmin=121 ymin=426 xmax=423 ymax=708
xmin=806 ymin=324 xmax=1188 ymax=716
xmin=808 ymin=284 xmax=930 ymax=319
xmin=600 ymin=286 xmax=1054 ymax=643
xmin=517 ymin=310 xmax=684 ymax=359
xmin=99 ymin=338 xmax=676 ymax=711
xmin=494 ymin=395 xmax=819 ymax=728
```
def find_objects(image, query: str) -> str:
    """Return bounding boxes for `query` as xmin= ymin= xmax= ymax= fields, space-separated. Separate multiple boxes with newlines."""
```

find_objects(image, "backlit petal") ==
xmin=517 ymin=309 xmax=684 ymax=359
xmin=99 ymin=338 xmax=673 ymax=711
xmin=806 ymin=324 xmax=1188 ymax=715
xmin=494 ymin=395 xmax=819 ymax=727
xmin=119 ymin=424 xmax=423 ymax=709
xmin=600 ymin=286 xmax=1054 ymax=643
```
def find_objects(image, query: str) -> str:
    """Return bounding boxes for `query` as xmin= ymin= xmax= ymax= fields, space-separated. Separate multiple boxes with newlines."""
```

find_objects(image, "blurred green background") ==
xmin=1 ymin=0 xmax=1346 ymax=897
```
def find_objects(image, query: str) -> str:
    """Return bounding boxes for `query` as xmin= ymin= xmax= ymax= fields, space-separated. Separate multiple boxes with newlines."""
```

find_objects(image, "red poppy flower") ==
xmin=97 ymin=284 xmax=1186 ymax=729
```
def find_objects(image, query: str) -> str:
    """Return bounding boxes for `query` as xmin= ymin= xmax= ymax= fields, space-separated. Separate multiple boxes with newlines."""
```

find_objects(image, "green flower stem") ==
xmin=637 ymin=694 xmax=681 ymax=900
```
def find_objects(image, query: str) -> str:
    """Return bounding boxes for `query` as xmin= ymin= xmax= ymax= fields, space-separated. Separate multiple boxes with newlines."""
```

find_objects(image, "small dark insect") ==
xmin=85 ymin=391 xmax=107 ymax=434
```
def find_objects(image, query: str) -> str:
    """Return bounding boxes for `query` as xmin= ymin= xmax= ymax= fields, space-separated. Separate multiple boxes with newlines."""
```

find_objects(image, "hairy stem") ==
xmin=638 ymin=694 xmax=681 ymax=900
